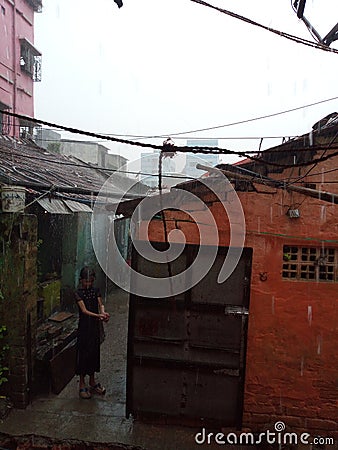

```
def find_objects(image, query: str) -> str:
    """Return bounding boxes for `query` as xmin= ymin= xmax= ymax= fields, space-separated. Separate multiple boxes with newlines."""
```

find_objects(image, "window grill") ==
xmin=20 ymin=39 xmax=42 ymax=82
xmin=19 ymin=118 xmax=34 ymax=138
xmin=0 ymin=102 xmax=11 ymax=135
xmin=283 ymin=245 xmax=338 ymax=282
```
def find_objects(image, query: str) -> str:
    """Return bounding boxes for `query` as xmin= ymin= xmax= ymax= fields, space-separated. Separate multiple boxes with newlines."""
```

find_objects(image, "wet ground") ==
xmin=0 ymin=288 xmax=326 ymax=450
xmin=0 ymin=288 xmax=232 ymax=450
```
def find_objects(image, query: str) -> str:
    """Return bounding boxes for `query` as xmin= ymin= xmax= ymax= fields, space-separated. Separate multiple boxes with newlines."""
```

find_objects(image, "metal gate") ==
xmin=126 ymin=241 xmax=252 ymax=428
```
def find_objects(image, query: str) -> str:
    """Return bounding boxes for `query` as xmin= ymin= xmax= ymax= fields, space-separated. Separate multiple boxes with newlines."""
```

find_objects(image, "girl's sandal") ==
xmin=89 ymin=383 xmax=106 ymax=395
xmin=79 ymin=387 xmax=91 ymax=399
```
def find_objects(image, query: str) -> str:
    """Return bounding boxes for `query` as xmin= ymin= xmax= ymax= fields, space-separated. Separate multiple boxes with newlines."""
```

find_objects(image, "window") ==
xmin=0 ymin=101 xmax=11 ymax=135
xmin=19 ymin=119 xmax=34 ymax=138
xmin=282 ymin=245 xmax=338 ymax=282
xmin=20 ymin=38 xmax=42 ymax=82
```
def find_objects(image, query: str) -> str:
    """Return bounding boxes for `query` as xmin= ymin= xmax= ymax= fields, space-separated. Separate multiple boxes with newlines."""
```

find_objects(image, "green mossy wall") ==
xmin=0 ymin=213 xmax=37 ymax=408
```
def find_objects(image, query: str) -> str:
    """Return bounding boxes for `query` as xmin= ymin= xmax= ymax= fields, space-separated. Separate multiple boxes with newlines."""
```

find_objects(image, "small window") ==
xmin=283 ymin=245 xmax=338 ymax=282
xmin=0 ymin=101 xmax=11 ymax=135
xmin=1 ymin=5 xmax=5 ymax=14
xmin=20 ymin=38 xmax=42 ymax=82
xmin=19 ymin=119 xmax=34 ymax=138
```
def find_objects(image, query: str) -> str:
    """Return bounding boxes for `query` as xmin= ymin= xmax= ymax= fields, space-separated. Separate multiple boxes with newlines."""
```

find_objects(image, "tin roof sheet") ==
xmin=63 ymin=199 xmax=92 ymax=213
xmin=0 ymin=136 xmax=148 ymax=201
xmin=37 ymin=198 xmax=72 ymax=214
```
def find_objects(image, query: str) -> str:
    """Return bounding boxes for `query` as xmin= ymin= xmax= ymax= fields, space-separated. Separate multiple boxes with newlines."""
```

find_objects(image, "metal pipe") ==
xmin=301 ymin=15 xmax=322 ymax=43
xmin=322 ymin=22 xmax=338 ymax=46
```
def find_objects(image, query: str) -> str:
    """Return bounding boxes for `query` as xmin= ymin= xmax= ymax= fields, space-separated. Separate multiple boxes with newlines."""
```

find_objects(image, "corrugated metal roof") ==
xmin=63 ymin=199 xmax=92 ymax=213
xmin=0 ymin=137 xmax=107 ymax=193
xmin=37 ymin=198 xmax=72 ymax=214
xmin=0 ymin=136 xmax=149 ymax=200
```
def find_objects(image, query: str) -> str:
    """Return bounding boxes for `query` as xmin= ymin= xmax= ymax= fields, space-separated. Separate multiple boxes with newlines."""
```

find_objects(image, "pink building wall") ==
xmin=0 ymin=0 xmax=41 ymax=136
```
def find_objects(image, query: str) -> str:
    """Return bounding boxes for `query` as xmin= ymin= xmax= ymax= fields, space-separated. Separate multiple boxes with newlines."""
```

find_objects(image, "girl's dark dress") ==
xmin=75 ymin=287 xmax=101 ymax=376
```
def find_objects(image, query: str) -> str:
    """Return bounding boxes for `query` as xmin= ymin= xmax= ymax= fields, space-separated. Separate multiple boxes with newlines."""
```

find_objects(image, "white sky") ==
xmin=34 ymin=0 xmax=338 ymax=167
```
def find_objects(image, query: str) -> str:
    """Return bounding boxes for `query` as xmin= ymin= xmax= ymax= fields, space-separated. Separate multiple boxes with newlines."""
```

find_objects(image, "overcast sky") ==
xmin=34 ymin=0 xmax=338 ymax=166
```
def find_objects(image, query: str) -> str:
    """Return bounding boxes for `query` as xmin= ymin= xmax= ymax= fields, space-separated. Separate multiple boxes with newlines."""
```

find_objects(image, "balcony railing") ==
xmin=20 ymin=38 xmax=42 ymax=82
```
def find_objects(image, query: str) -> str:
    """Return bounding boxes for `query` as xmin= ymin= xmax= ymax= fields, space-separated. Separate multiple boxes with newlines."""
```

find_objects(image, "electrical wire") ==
xmin=2 ymin=110 xmax=338 ymax=169
xmin=190 ymin=0 xmax=338 ymax=55
xmin=35 ymin=133 xmax=298 ymax=142
xmin=21 ymin=186 xmax=56 ymax=212
xmin=301 ymin=167 xmax=338 ymax=178
xmin=0 ymin=146 xmax=196 ymax=180
xmin=29 ymin=95 xmax=338 ymax=139
xmin=141 ymin=96 xmax=338 ymax=138
xmin=1 ymin=144 xmax=338 ymax=184
xmin=285 ymin=129 xmax=338 ymax=186
xmin=32 ymin=135 xmax=338 ymax=154
xmin=246 ymin=229 xmax=338 ymax=244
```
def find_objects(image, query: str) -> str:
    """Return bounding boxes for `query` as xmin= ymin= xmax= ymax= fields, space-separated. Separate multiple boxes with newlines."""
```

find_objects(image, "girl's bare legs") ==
xmin=79 ymin=374 xmax=86 ymax=390
xmin=79 ymin=374 xmax=91 ymax=399
xmin=89 ymin=374 xmax=95 ymax=387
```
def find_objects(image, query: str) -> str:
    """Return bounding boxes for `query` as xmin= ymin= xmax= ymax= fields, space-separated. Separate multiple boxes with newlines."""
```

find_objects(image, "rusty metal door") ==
xmin=126 ymin=241 xmax=252 ymax=428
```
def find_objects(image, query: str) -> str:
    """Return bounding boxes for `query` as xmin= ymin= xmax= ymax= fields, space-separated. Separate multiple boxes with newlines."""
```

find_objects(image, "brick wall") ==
xmin=136 ymin=158 xmax=338 ymax=437
xmin=0 ymin=214 xmax=37 ymax=407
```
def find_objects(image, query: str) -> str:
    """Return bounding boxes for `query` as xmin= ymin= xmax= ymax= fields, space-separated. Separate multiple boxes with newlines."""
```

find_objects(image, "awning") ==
xmin=37 ymin=199 xmax=72 ymax=214
xmin=63 ymin=200 xmax=92 ymax=213
xmin=37 ymin=198 xmax=93 ymax=214
xmin=19 ymin=38 xmax=42 ymax=56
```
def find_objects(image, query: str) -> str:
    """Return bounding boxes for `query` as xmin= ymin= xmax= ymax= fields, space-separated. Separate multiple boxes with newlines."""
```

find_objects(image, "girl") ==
xmin=75 ymin=266 xmax=110 ymax=399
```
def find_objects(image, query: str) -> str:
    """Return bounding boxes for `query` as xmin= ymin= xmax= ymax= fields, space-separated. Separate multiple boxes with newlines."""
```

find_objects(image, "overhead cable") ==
xmin=189 ymin=0 xmax=338 ymax=55
xmin=160 ymin=96 xmax=338 ymax=137
xmin=285 ymin=129 xmax=338 ymax=186
xmin=2 ymin=110 xmax=338 ymax=169
xmin=34 ymin=133 xmax=299 ymax=142
xmin=196 ymin=163 xmax=338 ymax=204
xmin=247 ymin=230 xmax=338 ymax=244
xmin=30 ymin=96 xmax=338 ymax=139
xmin=0 ymin=145 xmax=337 ymax=183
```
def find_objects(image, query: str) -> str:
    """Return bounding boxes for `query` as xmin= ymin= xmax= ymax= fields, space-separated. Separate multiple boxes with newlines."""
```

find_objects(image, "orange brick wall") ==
xmin=137 ymin=159 xmax=338 ymax=437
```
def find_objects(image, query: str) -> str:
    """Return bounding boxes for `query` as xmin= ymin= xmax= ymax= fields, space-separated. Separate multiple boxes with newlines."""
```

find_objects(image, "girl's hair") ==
xmin=79 ymin=266 xmax=96 ymax=280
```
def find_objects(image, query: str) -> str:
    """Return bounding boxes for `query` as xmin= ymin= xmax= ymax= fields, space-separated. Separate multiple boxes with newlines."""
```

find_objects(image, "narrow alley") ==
xmin=0 ymin=288 xmax=236 ymax=450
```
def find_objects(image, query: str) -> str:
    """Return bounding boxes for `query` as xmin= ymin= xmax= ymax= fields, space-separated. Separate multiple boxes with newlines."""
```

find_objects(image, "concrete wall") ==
xmin=35 ymin=129 xmax=61 ymax=151
xmin=106 ymin=153 xmax=128 ymax=171
xmin=136 ymin=154 xmax=338 ymax=436
xmin=54 ymin=140 xmax=128 ymax=172
xmin=60 ymin=214 xmax=78 ymax=310
xmin=38 ymin=279 xmax=61 ymax=319
xmin=60 ymin=141 xmax=105 ymax=167
xmin=0 ymin=213 xmax=37 ymax=407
